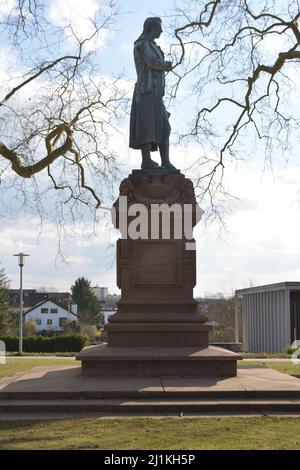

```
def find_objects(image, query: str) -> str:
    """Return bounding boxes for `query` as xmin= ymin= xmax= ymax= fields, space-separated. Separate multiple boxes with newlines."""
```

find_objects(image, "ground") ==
xmin=0 ymin=357 xmax=77 ymax=380
xmin=0 ymin=416 xmax=300 ymax=450
xmin=0 ymin=358 xmax=300 ymax=450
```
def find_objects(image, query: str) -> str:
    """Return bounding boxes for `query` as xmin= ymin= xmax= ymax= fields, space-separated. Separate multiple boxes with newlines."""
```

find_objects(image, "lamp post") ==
xmin=13 ymin=253 xmax=30 ymax=354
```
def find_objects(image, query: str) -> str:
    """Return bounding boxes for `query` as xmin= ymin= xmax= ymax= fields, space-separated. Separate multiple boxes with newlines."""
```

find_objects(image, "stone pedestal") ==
xmin=77 ymin=169 xmax=241 ymax=376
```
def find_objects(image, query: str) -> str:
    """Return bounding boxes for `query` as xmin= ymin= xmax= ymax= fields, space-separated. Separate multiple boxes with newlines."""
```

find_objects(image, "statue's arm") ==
xmin=140 ymin=41 xmax=172 ymax=71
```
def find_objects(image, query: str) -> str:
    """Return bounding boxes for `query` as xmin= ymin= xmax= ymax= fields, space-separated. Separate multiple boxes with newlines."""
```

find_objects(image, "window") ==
xmin=47 ymin=319 xmax=52 ymax=325
xmin=59 ymin=318 xmax=68 ymax=327
xmin=50 ymin=308 xmax=58 ymax=314
xmin=36 ymin=319 xmax=41 ymax=325
xmin=41 ymin=308 xmax=48 ymax=314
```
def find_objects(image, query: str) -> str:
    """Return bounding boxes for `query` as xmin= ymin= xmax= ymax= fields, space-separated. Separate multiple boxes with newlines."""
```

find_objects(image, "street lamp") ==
xmin=13 ymin=253 xmax=30 ymax=354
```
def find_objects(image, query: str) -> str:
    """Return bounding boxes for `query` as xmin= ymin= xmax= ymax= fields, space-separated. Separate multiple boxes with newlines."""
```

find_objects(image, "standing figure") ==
xmin=129 ymin=17 xmax=177 ymax=170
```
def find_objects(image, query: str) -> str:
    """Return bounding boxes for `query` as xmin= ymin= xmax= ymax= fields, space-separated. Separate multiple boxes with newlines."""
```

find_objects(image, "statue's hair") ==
xmin=143 ymin=17 xmax=162 ymax=35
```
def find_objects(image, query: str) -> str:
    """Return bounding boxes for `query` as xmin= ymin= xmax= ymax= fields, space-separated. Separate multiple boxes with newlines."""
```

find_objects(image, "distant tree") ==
xmin=198 ymin=296 xmax=242 ymax=342
xmin=0 ymin=264 xmax=15 ymax=335
xmin=23 ymin=319 xmax=37 ymax=337
xmin=71 ymin=277 xmax=102 ymax=325
xmin=0 ymin=0 xmax=128 ymax=240
xmin=80 ymin=324 xmax=97 ymax=342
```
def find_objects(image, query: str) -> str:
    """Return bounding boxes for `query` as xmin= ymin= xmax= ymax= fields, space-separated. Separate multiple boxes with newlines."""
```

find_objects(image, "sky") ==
xmin=0 ymin=0 xmax=300 ymax=297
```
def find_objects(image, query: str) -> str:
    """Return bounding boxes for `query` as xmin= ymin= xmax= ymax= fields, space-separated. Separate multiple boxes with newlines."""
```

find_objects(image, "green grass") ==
xmin=7 ymin=352 xmax=76 ymax=357
xmin=0 ymin=416 xmax=299 ymax=449
xmin=242 ymin=353 xmax=292 ymax=358
xmin=0 ymin=358 xmax=78 ymax=379
xmin=240 ymin=361 xmax=300 ymax=378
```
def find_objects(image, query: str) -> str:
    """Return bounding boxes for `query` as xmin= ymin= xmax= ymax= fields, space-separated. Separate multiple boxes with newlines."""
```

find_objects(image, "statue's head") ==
xmin=143 ymin=17 xmax=162 ymax=39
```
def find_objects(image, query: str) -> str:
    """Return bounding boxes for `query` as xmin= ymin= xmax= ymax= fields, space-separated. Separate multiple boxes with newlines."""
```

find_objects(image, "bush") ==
xmin=284 ymin=345 xmax=299 ymax=355
xmin=0 ymin=334 xmax=88 ymax=353
xmin=79 ymin=324 xmax=97 ymax=341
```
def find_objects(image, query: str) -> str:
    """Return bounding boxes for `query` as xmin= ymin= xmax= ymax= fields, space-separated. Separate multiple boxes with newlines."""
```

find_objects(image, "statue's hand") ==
xmin=164 ymin=61 xmax=172 ymax=72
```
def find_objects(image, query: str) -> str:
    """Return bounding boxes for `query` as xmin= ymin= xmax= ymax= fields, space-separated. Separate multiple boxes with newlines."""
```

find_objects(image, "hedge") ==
xmin=0 ymin=334 xmax=88 ymax=353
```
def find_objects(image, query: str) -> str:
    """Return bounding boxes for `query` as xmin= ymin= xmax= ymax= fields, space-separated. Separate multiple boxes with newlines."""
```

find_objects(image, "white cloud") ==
xmin=47 ymin=0 xmax=109 ymax=51
xmin=261 ymin=33 xmax=289 ymax=54
xmin=0 ymin=0 xmax=16 ymax=17
xmin=0 ymin=217 xmax=118 ymax=292
xmin=0 ymin=47 xmax=19 ymax=83
xmin=193 ymin=161 xmax=300 ymax=295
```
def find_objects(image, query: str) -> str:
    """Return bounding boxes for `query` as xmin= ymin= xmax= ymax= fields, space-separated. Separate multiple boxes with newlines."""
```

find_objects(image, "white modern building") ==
xmin=236 ymin=282 xmax=300 ymax=353
xmin=92 ymin=286 xmax=108 ymax=303
xmin=24 ymin=300 xmax=78 ymax=332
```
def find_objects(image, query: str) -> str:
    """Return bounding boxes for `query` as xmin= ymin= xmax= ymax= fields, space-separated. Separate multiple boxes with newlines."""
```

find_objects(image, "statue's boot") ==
xmin=141 ymin=154 xmax=160 ymax=170
xmin=161 ymin=161 xmax=177 ymax=170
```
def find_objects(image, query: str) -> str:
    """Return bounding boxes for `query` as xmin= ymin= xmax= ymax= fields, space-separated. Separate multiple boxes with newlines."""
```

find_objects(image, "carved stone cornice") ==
xmin=116 ymin=171 xmax=196 ymax=208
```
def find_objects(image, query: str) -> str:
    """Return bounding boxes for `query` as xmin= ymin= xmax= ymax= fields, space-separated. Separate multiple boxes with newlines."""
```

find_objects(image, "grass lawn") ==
xmin=0 ymin=358 xmax=78 ymax=380
xmin=240 ymin=361 xmax=300 ymax=378
xmin=0 ymin=416 xmax=299 ymax=450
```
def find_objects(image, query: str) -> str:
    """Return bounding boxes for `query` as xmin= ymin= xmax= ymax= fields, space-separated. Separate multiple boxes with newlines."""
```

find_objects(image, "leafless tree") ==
xmin=168 ymin=0 xmax=300 ymax=218
xmin=0 ymin=1 xmax=129 ymax=242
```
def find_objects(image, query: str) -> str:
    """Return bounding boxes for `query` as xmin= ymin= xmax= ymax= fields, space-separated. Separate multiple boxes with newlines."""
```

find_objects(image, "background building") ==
xmin=9 ymin=289 xmax=71 ymax=312
xmin=92 ymin=286 xmax=108 ymax=303
xmin=236 ymin=282 xmax=300 ymax=353
xmin=24 ymin=300 xmax=78 ymax=332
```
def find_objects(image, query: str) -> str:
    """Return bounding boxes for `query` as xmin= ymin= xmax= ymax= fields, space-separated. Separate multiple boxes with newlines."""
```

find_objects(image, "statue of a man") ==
xmin=129 ymin=17 xmax=177 ymax=170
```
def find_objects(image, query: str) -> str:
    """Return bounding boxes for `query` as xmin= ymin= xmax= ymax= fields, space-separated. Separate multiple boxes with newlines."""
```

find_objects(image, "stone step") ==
xmin=1 ymin=399 xmax=300 ymax=414
xmin=1 ymin=389 xmax=300 ymax=400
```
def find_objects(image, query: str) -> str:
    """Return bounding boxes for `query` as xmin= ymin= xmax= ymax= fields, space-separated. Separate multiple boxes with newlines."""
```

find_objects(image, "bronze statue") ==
xmin=129 ymin=17 xmax=177 ymax=170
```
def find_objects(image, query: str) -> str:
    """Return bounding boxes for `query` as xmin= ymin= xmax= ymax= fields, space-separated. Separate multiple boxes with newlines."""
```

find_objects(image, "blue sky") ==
xmin=1 ymin=0 xmax=300 ymax=296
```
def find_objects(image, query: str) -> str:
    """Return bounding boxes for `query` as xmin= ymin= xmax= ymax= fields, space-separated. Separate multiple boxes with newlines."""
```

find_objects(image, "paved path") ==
xmin=1 ymin=364 xmax=300 ymax=394
xmin=0 ymin=365 xmax=300 ymax=418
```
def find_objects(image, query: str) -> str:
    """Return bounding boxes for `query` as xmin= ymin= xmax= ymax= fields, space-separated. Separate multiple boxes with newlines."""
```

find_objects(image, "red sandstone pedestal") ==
xmin=77 ymin=169 xmax=241 ymax=376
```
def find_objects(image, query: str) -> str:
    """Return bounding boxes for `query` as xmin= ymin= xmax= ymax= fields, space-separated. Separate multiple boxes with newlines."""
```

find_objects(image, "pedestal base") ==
xmin=76 ymin=344 xmax=242 ymax=377
xmin=106 ymin=322 xmax=210 ymax=347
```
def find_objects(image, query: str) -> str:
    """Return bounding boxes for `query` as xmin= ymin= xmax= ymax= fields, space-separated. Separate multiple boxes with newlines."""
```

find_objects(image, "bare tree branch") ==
xmin=168 ymin=0 xmax=300 ymax=214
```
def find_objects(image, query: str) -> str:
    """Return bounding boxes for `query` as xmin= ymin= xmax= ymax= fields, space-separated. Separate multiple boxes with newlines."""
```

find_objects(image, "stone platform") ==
xmin=1 ymin=364 xmax=300 ymax=416
xmin=76 ymin=345 xmax=241 ymax=377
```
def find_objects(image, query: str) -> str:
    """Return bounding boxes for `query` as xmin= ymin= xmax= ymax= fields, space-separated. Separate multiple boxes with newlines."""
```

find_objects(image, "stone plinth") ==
xmin=77 ymin=169 xmax=241 ymax=376
xmin=78 ymin=345 xmax=239 ymax=377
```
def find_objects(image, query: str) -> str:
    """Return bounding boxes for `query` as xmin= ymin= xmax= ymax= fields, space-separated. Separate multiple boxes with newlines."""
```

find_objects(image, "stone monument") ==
xmin=76 ymin=17 xmax=241 ymax=376
xmin=77 ymin=169 xmax=241 ymax=376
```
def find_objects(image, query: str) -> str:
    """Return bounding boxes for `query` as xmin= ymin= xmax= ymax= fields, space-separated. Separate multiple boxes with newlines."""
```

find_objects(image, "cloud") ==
xmin=261 ymin=33 xmax=290 ymax=54
xmin=46 ymin=0 xmax=109 ymax=51
xmin=0 ymin=0 xmax=16 ymax=17
xmin=193 ymin=161 xmax=300 ymax=295
xmin=0 ymin=216 xmax=119 ymax=293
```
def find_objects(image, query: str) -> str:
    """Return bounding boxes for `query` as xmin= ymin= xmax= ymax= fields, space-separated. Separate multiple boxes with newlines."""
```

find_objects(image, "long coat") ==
xmin=129 ymin=37 xmax=171 ymax=151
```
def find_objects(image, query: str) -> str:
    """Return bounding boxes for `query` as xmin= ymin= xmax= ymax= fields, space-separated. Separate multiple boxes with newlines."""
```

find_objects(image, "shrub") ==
xmin=0 ymin=334 xmax=88 ymax=353
xmin=79 ymin=324 xmax=97 ymax=341
xmin=284 ymin=345 xmax=299 ymax=355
